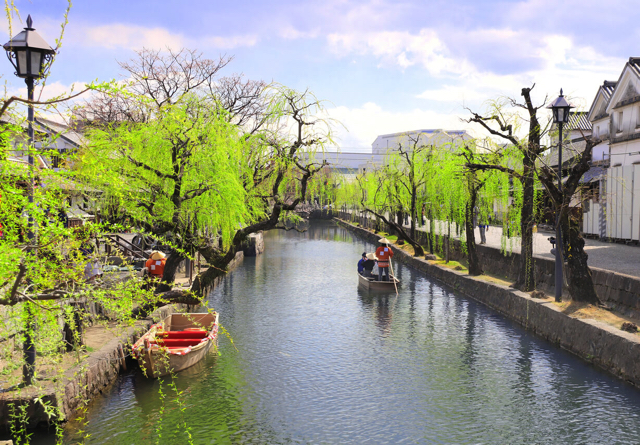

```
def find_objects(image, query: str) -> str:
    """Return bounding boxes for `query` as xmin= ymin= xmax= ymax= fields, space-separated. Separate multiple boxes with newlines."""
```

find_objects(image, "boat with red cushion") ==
xmin=132 ymin=312 xmax=219 ymax=377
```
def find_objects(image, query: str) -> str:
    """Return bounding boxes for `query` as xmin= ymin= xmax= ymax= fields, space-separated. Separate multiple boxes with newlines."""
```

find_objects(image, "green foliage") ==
xmin=76 ymin=95 xmax=250 ymax=249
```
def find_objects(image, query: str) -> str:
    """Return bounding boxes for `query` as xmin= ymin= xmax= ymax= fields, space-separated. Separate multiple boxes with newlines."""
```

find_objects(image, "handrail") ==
xmin=103 ymin=234 xmax=147 ymax=259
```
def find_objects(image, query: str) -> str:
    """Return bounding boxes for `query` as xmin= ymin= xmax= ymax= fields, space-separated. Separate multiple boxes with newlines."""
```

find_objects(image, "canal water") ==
xmin=55 ymin=220 xmax=640 ymax=444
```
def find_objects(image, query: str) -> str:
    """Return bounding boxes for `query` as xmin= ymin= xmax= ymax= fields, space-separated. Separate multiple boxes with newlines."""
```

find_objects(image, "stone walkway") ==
xmin=409 ymin=222 xmax=640 ymax=279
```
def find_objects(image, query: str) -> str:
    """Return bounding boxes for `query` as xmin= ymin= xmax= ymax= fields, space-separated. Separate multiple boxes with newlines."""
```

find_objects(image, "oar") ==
xmin=388 ymin=255 xmax=398 ymax=296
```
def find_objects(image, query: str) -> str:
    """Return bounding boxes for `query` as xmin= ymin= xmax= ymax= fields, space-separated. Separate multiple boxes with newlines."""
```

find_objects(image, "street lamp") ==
xmin=547 ymin=89 xmax=574 ymax=303
xmin=3 ymin=15 xmax=55 ymax=385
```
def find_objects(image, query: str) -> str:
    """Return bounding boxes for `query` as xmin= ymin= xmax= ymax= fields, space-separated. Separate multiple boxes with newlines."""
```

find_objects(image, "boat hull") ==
xmin=358 ymin=272 xmax=400 ymax=291
xmin=133 ymin=312 xmax=219 ymax=378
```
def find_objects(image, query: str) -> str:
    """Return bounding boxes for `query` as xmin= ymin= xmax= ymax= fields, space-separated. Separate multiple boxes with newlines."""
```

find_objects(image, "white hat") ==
xmin=150 ymin=251 xmax=166 ymax=260
xmin=366 ymin=253 xmax=378 ymax=260
xmin=378 ymin=238 xmax=392 ymax=244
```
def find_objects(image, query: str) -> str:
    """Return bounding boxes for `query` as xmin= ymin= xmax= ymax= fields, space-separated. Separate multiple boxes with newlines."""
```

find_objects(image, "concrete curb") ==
xmin=337 ymin=218 xmax=640 ymax=388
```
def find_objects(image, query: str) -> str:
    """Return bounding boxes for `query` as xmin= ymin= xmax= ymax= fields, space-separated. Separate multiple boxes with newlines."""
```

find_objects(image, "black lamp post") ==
xmin=547 ymin=89 xmax=574 ymax=303
xmin=3 ymin=15 xmax=55 ymax=385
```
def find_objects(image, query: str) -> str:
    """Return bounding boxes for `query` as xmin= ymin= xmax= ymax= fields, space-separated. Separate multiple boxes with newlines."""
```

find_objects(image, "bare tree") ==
xmin=74 ymin=48 xmax=269 ymax=134
xmin=120 ymin=48 xmax=231 ymax=107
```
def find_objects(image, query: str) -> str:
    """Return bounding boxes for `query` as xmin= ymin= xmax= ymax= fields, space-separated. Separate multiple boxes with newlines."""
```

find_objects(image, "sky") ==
xmin=0 ymin=0 xmax=636 ymax=150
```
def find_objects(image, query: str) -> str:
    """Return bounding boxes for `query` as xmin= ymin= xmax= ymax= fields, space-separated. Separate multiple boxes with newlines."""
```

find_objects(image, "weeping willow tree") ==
xmin=337 ymin=134 xmax=443 ymax=256
xmin=466 ymin=86 xmax=549 ymax=291
xmin=76 ymin=93 xmax=249 ymax=289
xmin=422 ymin=143 xmax=465 ymax=258
xmin=420 ymin=142 xmax=504 ymax=274
xmin=77 ymin=85 xmax=334 ymax=298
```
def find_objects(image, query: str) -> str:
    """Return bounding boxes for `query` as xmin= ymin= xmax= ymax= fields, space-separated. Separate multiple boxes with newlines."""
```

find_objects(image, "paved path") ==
xmin=409 ymin=221 xmax=640 ymax=278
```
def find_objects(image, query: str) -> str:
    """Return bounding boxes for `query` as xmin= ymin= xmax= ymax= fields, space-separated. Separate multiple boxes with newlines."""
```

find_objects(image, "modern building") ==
xmin=318 ymin=129 xmax=473 ymax=179
xmin=371 ymin=129 xmax=472 ymax=156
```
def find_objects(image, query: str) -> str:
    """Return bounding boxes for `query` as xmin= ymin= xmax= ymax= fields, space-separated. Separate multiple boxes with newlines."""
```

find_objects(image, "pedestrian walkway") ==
xmin=409 ymin=221 xmax=640 ymax=279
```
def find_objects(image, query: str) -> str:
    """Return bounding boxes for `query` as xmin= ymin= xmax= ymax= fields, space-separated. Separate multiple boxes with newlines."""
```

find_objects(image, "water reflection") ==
xmin=37 ymin=220 xmax=640 ymax=444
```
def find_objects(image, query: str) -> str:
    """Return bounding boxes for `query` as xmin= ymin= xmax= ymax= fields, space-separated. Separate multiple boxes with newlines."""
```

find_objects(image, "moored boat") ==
xmin=358 ymin=272 xmax=400 ymax=291
xmin=132 ymin=312 xmax=219 ymax=377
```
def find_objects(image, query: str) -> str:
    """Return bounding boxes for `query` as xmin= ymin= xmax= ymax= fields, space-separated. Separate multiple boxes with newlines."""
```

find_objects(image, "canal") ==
xmin=57 ymin=220 xmax=640 ymax=444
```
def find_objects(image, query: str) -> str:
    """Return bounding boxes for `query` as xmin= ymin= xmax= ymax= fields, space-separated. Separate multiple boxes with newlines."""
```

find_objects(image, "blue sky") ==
xmin=1 ymin=0 xmax=636 ymax=149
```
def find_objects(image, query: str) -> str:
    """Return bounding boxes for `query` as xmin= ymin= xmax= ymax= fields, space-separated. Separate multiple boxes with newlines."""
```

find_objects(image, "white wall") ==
xmin=585 ymin=164 xmax=640 ymax=240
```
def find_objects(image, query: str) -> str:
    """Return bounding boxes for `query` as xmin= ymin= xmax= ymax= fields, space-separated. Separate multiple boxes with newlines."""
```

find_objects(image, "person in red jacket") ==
xmin=145 ymin=251 xmax=166 ymax=280
xmin=375 ymin=238 xmax=394 ymax=282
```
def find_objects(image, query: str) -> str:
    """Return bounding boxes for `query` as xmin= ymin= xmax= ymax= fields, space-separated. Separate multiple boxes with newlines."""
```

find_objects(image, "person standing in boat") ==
xmin=375 ymin=238 xmax=394 ymax=281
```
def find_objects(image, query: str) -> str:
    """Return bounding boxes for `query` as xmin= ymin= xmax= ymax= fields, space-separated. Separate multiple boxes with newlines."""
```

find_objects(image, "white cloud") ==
xmin=72 ymin=23 xmax=258 ymax=51
xmin=279 ymin=27 xmax=319 ymax=40
xmin=327 ymin=29 xmax=470 ymax=75
xmin=326 ymin=102 xmax=476 ymax=149
xmin=6 ymin=81 xmax=88 ymax=103
xmin=417 ymin=85 xmax=487 ymax=102
xmin=411 ymin=31 xmax=626 ymax=119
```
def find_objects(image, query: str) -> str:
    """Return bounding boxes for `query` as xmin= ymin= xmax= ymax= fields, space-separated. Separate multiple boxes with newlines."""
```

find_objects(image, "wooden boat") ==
xmin=358 ymin=272 xmax=400 ymax=291
xmin=132 ymin=312 xmax=219 ymax=377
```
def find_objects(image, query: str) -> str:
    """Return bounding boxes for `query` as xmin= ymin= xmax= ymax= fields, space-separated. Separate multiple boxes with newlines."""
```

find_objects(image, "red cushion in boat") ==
xmin=154 ymin=338 xmax=204 ymax=347
xmin=159 ymin=330 xmax=208 ymax=339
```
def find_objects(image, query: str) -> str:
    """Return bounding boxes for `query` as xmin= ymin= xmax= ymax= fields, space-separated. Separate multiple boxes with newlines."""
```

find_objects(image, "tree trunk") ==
xmin=428 ymin=209 xmax=434 ymax=254
xmin=445 ymin=218 xmax=451 ymax=263
xmin=364 ymin=209 xmax=424 ymax=256
xmin=156 ymin=251 xmax=186 ymax=293
xmin=465 ymin=201 xmax=483 ymax=276
xmin=410 ymin=190 xmax=417 ymax=241
xmin=516 ymin=159 xmax=536 ymax=291
xmin=562 ymin=213 xmax=601 ymax=304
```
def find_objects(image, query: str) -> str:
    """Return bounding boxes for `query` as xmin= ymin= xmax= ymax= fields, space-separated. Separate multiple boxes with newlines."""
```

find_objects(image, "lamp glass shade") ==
xmin=30 ymin=50 xmax=42 ymax=76
xmin=16 ymin=49 xmax=26 ymax=76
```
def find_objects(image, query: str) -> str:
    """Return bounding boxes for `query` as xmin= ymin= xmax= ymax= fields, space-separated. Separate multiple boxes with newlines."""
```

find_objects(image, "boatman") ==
xmin=375 ymin=238 xmax=394 ymax=282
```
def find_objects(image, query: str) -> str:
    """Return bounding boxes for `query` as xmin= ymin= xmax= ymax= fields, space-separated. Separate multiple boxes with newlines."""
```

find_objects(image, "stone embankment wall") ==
xmin=242 ymin=232 xmax=265 ymax=256
xmin=337 ymin=211 xmax=640 ymax=319
xmin=337 ymin=218 xmax=640 ymax=388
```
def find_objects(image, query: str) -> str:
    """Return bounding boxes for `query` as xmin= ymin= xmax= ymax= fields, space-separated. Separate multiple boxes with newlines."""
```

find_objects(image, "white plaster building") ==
xmin=582 ymin=58 xmax=640 ymax=241
xmin=5 ymin=116 xmax=93 ymax=226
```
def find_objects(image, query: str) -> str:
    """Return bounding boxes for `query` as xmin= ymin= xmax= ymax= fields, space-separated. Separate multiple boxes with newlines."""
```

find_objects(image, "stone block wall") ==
xmin=242 ymin=232 xmax=265 ymax=257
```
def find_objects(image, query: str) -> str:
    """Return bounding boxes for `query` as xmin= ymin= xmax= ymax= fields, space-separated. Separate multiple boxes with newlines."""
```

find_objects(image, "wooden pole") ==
xmin=388 ymin=251 xmax=398 ymax=296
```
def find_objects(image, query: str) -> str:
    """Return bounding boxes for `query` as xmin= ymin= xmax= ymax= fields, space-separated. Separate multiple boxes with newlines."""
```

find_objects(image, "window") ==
xmin=618 ymin=111 xmax=624 ymax=132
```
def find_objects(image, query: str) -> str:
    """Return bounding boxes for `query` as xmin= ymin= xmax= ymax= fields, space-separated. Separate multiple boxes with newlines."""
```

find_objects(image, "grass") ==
xmin=433 ymin=260 xmax=468 ymax=272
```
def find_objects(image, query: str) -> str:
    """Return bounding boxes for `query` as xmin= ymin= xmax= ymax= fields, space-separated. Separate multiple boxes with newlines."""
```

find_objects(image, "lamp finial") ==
xmin=560 ymin=88 xmax=563 ymax=96
xmin=26 ymin=15 xmax=33 ymax=29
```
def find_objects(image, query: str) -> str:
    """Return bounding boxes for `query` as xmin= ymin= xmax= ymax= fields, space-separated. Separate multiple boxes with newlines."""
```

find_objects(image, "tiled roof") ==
xmin=539 ymin=138 xmax=588 ymax=169
xmin=601 ymin=80 xmax=617 ymax=101
xmin=579 ymin=166 xmax=605 ymax=184
xmin=567 ymin=112 xmax=592 ymax=131
xmin=35 ymin=117 xmax=84 ymax=147
xmin=628 ymin=57 xmax=640 ymax=78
